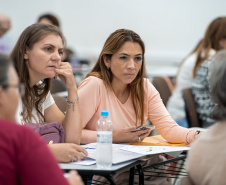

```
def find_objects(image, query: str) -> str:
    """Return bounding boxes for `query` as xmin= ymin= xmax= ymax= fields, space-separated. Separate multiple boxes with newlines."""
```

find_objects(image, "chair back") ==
xmin=50 ymin=79 xmax=67 ymax=94
xmin=183 ymin=88 xmax=201 ymax=127
xmin=152 ymin=76 xmax=174 ymax=106
xmin=52 ymin=94 xmax=67 ymax=114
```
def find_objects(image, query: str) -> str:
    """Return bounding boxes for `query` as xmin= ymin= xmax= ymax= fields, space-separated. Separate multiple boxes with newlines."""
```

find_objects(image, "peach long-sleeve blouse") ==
xmin=78 ymin=76 xmax=196 ymax=144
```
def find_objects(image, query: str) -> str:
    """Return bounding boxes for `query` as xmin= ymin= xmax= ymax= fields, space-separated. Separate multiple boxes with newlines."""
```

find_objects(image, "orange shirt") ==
xmin=78 ymin=76 xmax=196 ymax=144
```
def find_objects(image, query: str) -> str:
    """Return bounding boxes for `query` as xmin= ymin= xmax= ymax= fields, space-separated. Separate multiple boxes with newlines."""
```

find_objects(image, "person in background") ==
xmin=78 ymin=29 xmax=202 ymax=184
xmin=167 ymin=39 xmax=202 ymax=128
xmin=37 ymin=13 xmax=60 ymax=27
xmin=62 ymin=48 xmax=74 ymax=63
xmin=0 ymin=13 xmax=11 ymax=37
xmin=0 ymin=55 xmax=83 ymax=185
xmin=185 ymin=50 xmax=226 ymax=185
xmin=9 ymin=23 xmax=87 ymax=163
xmin=192 ymin=16 xmax=226 ymax=128
xmin=0 ymin=13 xmax=12 ymax=55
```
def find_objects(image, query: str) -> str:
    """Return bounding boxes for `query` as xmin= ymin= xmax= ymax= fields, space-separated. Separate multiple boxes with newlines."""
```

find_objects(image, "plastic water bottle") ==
xmin=96 ymin=110 xmax=112 ymax=168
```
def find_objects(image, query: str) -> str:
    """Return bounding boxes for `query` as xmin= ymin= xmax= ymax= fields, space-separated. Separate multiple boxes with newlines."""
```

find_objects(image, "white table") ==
xmin=60 ymin=159 xmax=142 ymax=185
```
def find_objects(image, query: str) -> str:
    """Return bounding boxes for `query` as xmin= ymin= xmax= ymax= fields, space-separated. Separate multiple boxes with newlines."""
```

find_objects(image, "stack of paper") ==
xmin=70 ymin=139 xmax=190 ymax=165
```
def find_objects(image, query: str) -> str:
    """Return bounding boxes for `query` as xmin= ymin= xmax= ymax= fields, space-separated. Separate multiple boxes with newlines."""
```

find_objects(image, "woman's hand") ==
xmin=55 ymin=62 xmax=76 ymax=90
xmin=187 ymin=130 xmax=204 ymax=147
xmin=113 ymin=126 xmax=152 ymax=143
xmin=48 ymin=143 xmax=88 ymax=163
xmin=54 ymin=62 xmax=81 ymax=144
xmin=67 ymin=170 xmax=84 ymax=185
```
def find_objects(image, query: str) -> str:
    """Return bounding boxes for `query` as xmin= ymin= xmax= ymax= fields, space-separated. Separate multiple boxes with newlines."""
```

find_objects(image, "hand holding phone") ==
xmin=132 ymin=125 xmax=155 ymax=132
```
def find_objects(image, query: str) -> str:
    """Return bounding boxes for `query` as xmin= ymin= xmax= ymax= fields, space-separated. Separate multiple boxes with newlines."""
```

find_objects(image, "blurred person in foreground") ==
xmin=185 ymin=50 xmax=226 ymax=185
xmin=0 ymin=55 xmax=83 ymax=185
xmin=166 ymin=40 xmax=202 ymax=128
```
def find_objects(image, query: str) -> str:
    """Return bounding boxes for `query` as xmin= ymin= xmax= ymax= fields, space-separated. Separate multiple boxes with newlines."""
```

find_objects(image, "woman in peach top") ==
xmin=78 ymin=28 xmax=203 ymax=184
xmin=79 ymin=29 xmax=201 ymax=146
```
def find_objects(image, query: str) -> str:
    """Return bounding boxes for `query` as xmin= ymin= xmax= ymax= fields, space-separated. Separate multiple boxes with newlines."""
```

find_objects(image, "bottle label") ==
xmin=97 ymin=131 xmax=112 ymax=143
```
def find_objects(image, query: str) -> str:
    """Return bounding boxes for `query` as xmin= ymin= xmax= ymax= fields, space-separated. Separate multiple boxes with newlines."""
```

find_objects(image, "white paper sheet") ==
xmin=83 ymin=143 xmax=189 ymax=164
xmin=70 ymin=157 xmax=96 ymax=165
xmin=119 ymin=145 xmax=190 ymax=155
xmin=84 ymin=143 xmax=145 ymax=164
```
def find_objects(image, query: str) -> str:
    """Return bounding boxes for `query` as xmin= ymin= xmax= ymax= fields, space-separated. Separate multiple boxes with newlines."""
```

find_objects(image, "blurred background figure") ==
xmin=62 ymin=48 xmax=74 ymax=63
xmin=37 ymin=13 xmax=60 ymax=27
xmin=0 ymin=13 xmax=11 ymax=37
xmin=0 ymin=13 xmax=12 ymax=55
xmin=185 ymin=50 xmax=226 ymax=185
xmin=192 ymin=16 xmax=226 ymax=128
xmin=166 ymin=40 xmax=202 ymax=128
xmin=167 ymin=16 xmax=226 ymax=129
xmin=0 ymin=55 xmax=84 ymax=185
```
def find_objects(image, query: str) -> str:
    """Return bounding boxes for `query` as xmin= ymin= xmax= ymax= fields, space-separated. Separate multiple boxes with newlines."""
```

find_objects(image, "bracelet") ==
xmin=66 ymin=97 xmax=79 ymax=111
xmin=194 ymin=130 xmax=201 ymax=138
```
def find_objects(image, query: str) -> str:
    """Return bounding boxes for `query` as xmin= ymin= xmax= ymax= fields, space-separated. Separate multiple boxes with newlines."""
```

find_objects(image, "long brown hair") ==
xmin=9 ymin=23 xmax=65 ymax=122
xmin=193 ymin=17 xmax=226 ymax=77
xmin=86 ymin=29 xmax=146 ymax=126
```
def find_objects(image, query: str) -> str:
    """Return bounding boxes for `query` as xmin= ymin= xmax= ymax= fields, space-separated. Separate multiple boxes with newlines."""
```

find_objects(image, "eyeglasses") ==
xmin=2 ymin=83 xmax=25 ymax=96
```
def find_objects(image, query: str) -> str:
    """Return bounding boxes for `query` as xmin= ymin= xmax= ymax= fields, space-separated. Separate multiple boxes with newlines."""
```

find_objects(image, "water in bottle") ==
xmin=96 ymin=110 xmax=112 ymax=168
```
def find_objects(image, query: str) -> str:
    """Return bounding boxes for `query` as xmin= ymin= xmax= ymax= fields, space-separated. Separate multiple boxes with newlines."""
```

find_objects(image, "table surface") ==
xmin=60 ymin=159 xmax=142 ymax=176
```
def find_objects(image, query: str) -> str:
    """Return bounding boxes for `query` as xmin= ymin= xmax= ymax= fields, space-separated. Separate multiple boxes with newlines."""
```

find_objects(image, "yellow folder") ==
xmin=130 ymin=135 xmax=187 ymax=147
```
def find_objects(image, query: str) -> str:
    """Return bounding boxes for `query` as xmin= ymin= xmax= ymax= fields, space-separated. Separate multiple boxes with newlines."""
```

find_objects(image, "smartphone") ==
xmin=132 ymin=125 xmax=155 ymax=132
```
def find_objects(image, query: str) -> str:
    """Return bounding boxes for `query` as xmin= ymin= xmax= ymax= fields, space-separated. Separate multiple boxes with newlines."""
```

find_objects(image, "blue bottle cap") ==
xmin=101 ymin=110 xmax=109 ymax=116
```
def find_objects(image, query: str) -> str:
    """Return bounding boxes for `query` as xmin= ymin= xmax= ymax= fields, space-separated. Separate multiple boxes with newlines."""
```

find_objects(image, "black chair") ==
xmin=183 ymin=88 xmax=201 ymax=128
xmin=50 ymin=78 xmax=67 ymax=94
xmin=52 ymin=94 xmax=67 ymax=114
xmin=152 ymin=76 xmax=174 ymax=106
xmin=133 ymin=153 xmax=188 ymax=185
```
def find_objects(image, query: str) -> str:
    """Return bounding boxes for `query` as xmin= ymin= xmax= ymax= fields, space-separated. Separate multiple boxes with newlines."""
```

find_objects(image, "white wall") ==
xmin=1 ymin=0 xmax=226 ymax=68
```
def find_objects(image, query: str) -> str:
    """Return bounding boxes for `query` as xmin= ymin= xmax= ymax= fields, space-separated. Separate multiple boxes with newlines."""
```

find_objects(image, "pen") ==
xmin=85 ymin=147 xmax=95 ymax=149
